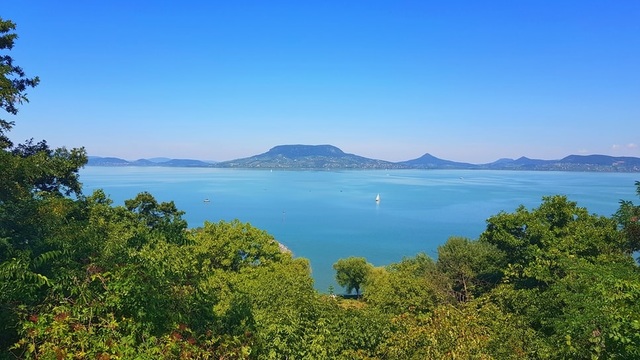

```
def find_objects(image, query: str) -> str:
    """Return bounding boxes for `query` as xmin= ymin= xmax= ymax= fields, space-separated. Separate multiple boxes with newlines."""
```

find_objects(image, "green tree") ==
xmin=437 ymin=237 xmax=503 ymax=302
xmin=378 ymin=301 xmax=544 ymax=359
xmin=479 ymin=195 xmax=640 ymax=358
xmin=365 ymin=253 xmax=451 ymax=315
xmin=0 ymin=140 xmax=86 ymax=353
xmin=480 ymin=195 xmax=628 ymax=287
xmin=0 ymin=141 xmax=86 ymax=205
xmin=613 ymin=180 xmax=640 ymax=254
xmin=124 ymin=191 xmax=188 ymax=245
xmin=0 ymin=18 xmax=84 ymax=205
xmin=0 ymin=17 xmax=39 ymax=149
xmin=324 ymin=304 xmax=391 ymax=359
xmin=190 ymin=219 xmax=285 ymax=272
xmin=0 ymin=19 xmax=88 ymax=353
xmin=333 ymin=257 xmax=372 ymax=297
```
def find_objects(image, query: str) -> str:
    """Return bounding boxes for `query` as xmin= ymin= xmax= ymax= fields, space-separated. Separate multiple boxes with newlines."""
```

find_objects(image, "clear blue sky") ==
xmin=3 ymin=1 xmax=639 ymax=163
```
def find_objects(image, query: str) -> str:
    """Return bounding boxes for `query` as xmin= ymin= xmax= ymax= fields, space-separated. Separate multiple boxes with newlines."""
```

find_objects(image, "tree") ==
xmin=480 ymin=195 xmax=628 ymax=287
xmin=377 ymin=302 xmax=543 ymax=359
xmin=365 ymin=253 xmax=451 ymax=314
xmin=124 ymin=191 xmax=188 ymax=245
xmin=0 ymin=17 xmax=40 ymax=149
xmin=0 ymin=140 xmax=86 ymax=204
xmin=0 ymin=18 xmax=86 ymax=205
xmin=333 ymin=257 xmax=372 ymax=297
xmin=478 ymin=195 xmax=640 ymax=358
xmin=190 ymin=219 xmax=285 ymax=272
xmin=436 ymin=237 xmax=503 ymax=302
xmin=0 ymin=19 xmax=87 ymax=354
xmin=613 ymin=181 xmax=640 ymax=254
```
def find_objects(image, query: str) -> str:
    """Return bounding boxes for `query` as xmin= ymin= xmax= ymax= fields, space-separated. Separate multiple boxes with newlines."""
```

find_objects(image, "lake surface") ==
xmin=80 ymin=167 xmax=639 ymax=292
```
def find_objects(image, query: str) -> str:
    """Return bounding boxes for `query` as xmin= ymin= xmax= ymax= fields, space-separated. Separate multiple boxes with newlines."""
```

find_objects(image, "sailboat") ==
xmin=375 ymin=194 xmax=380 ymax=203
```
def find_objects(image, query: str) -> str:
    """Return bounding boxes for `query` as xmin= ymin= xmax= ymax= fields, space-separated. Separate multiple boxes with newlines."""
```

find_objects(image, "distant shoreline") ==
xmin=85 ymin=163 xmax=640 ymax=173
xmin=87 ymin=145 xmax=640 ymax=172
xmin=277 ymin=242 xmax=292 ymax=255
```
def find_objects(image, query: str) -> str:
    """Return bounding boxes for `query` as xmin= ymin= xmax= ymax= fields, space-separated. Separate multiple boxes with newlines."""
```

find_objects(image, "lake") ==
xmin=80 ymin=167 xmax=639 ymax=292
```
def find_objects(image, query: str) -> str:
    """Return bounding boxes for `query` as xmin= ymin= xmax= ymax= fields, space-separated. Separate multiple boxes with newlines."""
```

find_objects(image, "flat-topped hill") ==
xmin=216 ymin=145 xmax=409 ymax=169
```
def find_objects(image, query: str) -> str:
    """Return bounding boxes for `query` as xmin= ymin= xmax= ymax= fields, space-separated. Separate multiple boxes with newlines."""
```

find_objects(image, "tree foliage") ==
xmin=437 ymin=237 xmax=503 ymax=302
xmin=364 ymin=253 xmax=451 ymax=314
xmin=378 ymin=301 xmax=543 ymax=359
xmin=613 ymin=180 xmax=640 ymax=254
xmin=0 ymin=17 xmax=39 ymax=149
xmin=477 ymin=195 xmax=640 ymax=359
xmin=333 ymin=257 xmax=372 ymax=296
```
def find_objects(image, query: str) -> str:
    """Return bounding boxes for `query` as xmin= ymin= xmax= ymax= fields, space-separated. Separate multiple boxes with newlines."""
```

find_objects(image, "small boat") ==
xmin=203 ymin=198 xmax=210 ymax=203
xmin=375 ymin=194 xmax=380 ymax=202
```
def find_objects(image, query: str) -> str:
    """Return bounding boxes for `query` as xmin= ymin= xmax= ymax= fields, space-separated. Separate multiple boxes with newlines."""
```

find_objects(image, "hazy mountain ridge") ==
xmin=88 ymin=156 xmax=215 ymax=167
xmin=216 ymin=145 xmax=409 ymax=169
xmin=398 ymin=153 xmax=477 ymax=169
xmin=479 ymin=155 xmax=640 ymax=171
xmin=87 ymin=146 xmax=640 ymax=172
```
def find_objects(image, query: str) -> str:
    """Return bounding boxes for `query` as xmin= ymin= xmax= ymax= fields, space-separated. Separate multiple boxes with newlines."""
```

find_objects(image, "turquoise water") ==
xmin=80 ymin=167 xmax=639 ymax=292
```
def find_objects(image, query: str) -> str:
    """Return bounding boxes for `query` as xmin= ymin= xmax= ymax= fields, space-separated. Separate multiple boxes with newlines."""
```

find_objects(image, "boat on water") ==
xmin=204 ymin=198 xmax=210 ymax=203
xmin=375 ymin=194 xmax=380 ymax=202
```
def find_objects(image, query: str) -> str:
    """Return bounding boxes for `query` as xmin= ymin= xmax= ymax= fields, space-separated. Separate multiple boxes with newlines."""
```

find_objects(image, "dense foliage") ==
xmin=2 ymin=17 xmax=640 ymax=359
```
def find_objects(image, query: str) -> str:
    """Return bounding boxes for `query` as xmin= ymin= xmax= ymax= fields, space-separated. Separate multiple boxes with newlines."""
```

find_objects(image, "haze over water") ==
xmin=81 ymin=167 xmax=639 ymax=292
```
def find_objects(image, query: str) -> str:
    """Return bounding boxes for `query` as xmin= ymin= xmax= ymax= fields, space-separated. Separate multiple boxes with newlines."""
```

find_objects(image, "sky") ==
xmin=2 ymin=1 xmax=639 ymax=163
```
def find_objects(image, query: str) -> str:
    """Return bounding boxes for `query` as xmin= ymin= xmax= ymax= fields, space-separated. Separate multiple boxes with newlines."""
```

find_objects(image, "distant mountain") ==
xmin=560 ymin=154 xmax=640 ymax=166
xmin=87 ymin=156 xmax=131 ymax=166
xmin=162 ymin=159 xmax=213 ymax=167
xmin=146 ymin=157 xmax=172 ymax=163
xmin=399 ymin=153 xmax=477 ymax=169
xmin=216 ymin=144 xmax=410 ymax=169
xmin=480 ymin=155 xmax=640 ymax=171
xmin=482 ymin=156 xmax=554 ymax=170
xmin=87 ymin=156 xmax=214 ymax=167
xmin=552 ymin=155 xmax=640 ymax=171
xmin=87 ymin=147 xmax=640 ymax=172
xmin=132 ymin=159 xmax=155 ymax=166
xmin=490 ymin=158 xmax=517 ymax=166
